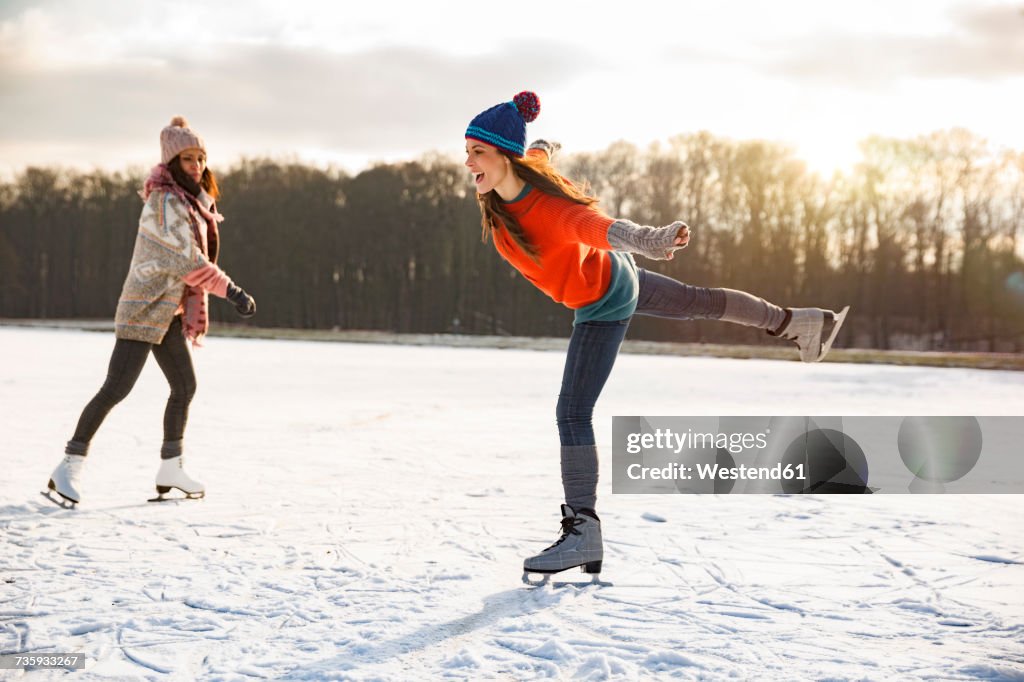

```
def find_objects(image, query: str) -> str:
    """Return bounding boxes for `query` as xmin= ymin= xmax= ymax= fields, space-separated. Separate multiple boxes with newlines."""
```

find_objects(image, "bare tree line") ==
xmin=2 ymin=129 xmax=1023 ymax=351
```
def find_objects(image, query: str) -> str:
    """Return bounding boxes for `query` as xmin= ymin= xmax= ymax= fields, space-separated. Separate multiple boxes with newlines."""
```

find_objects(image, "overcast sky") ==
xmin=1 ymin=0 xmax=1022 ymax=177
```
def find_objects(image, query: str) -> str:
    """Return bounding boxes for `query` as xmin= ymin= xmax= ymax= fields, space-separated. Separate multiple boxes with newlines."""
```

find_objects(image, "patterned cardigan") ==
xmin=114 ymin=175 xmax=233 ymax=345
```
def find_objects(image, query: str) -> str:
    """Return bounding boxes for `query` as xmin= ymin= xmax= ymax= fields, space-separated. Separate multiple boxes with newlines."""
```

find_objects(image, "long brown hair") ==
xmin=477 ymin=152 xmax=599 ymax=262
xmin=167 ymin=156 xmax=220 ymax=200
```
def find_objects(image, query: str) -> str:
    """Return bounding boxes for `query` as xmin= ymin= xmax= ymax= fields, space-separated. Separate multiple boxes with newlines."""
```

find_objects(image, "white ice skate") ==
xmin=773 ymin=305 xmax=850 ymax=362
xmin=149 ymin=456 xmax=205 ymax=502
xmin=42 ymin=454 xmax=85 ymax=508
xmin=523 ymin=505 xmax=608 ymax=587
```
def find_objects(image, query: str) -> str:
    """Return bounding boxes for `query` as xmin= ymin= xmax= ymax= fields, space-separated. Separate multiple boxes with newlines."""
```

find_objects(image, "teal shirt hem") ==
xmin=573 ymin=252 xmax=639 ymax=325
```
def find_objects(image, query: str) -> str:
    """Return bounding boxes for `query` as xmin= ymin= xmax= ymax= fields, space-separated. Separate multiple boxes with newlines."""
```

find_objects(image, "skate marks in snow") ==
xmin=4 ymin=330 xmax=1024 ymax=678
xmin=0 ymin=502 xmax=411 ymax=678
xmin=686 ymin=500 xmax=1022 ymax=676
xmin=965 ymin=554 xmax=1024 ymax=566
xmin=285 ymin=587 xmax=565 ymax=679
xmin=480 ymin=496 xmax=1024 ymax=679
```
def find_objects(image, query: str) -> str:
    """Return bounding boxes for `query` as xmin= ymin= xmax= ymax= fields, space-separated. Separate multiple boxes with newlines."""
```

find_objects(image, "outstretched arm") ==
xmin=607 ymin=219 xmax=691 ymax=260
xmin=524 ymin=139 xmax=690 ymax=259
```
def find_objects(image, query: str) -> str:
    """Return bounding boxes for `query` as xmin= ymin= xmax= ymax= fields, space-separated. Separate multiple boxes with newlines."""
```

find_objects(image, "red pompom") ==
xmin=513 ymin=91 xmax=540 ymax=123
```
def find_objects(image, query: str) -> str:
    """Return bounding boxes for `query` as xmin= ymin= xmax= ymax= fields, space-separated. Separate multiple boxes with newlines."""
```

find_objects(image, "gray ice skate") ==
xmin=522 ymin=505 xmax=607 ymax=587
xmin=42 ymin=454 xmax=85 ymax=508
xmin=771 ymin=305 xmax=850 ymax=362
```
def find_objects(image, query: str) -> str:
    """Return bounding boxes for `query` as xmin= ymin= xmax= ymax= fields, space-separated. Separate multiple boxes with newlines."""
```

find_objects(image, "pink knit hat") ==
xmin=160 ymin=116 xmax=206 ymax=164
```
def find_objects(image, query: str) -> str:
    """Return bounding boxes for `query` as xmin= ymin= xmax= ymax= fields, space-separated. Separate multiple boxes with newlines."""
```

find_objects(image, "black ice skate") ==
xmin=522 ymin=505 xmax=609 ymax=587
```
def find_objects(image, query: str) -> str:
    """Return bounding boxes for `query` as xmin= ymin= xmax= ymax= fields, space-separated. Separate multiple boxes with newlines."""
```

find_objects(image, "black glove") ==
xmin=226 ymin=283 xmax=256 ymax=318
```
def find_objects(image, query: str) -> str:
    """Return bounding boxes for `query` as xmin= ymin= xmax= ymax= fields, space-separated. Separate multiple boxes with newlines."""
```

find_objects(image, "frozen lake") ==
xmin=1 ymin=326 xmax=1023 ymax=680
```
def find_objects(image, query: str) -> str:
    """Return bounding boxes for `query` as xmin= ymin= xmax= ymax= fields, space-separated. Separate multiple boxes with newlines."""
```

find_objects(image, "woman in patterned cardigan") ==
xmin=44 ymin=117 xmax=256 ymax=508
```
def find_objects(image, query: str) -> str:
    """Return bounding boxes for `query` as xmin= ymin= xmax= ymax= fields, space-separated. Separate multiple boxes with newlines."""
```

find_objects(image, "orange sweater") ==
xmin=493 ymin=188 xmax=616 ymax=309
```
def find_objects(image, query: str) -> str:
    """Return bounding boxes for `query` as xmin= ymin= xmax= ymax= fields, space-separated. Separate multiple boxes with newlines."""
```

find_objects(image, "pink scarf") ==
xmin=140 ymin=164 xmax=225 ymax=346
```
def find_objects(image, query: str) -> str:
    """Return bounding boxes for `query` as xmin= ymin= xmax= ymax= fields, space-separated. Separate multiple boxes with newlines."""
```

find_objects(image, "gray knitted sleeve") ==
xmin=606 ymin=219 xmax=687 ymax=260
xmin=527 ymin=139 xmax=561 ymax=161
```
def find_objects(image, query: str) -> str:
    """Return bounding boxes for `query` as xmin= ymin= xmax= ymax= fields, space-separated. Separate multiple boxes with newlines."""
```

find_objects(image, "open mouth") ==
xmin=473 ymin=172 xmax=484 ymax=185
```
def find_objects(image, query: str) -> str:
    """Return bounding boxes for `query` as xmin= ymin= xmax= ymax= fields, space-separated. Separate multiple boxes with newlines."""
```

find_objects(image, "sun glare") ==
xmin=795 ymin=136 xmax=863 ymax=177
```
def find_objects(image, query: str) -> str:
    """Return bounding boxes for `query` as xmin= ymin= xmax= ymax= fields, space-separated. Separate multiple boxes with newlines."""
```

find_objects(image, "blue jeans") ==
xmin=556 ymin=269 xmax=725 ymax=447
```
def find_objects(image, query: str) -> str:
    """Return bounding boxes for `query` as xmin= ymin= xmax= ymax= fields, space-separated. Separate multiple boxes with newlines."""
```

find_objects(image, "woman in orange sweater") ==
xmin=465 ymin=92 xmax=849 ymax=583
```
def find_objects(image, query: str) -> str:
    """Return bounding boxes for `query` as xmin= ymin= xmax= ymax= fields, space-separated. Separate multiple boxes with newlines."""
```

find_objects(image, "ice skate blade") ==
xmin=522 ymin=572 xmax=611 ymax=588
xmin=148 ymin=489 xmax=205 ymax=503
xmin=551 ymin=576 xmax=612 ymax=588
xmin=40 ymin=489 xmax=77 ymax=509
xmin=522 ymin=561 xmax=609 ymax=588
xmin=816 ymin=305 xmax=850 ymax=362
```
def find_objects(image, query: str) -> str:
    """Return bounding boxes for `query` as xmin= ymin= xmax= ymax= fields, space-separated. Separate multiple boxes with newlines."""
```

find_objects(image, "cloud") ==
xmin=759 ymin=3 xmax=1024 ymax=87
xmin=0 ymin=38 xmax=598 ymax=164
xmin=0 ymin=0 xmax=46 ymax=21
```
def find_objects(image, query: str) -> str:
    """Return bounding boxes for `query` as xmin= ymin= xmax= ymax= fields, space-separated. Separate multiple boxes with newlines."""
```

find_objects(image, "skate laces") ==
xmin=545 ymin=515 xmax=584 ymax=551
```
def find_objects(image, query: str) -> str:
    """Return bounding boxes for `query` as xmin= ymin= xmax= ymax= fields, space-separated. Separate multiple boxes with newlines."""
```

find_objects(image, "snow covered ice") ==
xmin=2 ymin=326 xmax=1023 ymax=680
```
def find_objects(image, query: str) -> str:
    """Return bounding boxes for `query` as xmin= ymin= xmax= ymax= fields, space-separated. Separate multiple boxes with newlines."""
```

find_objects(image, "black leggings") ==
xmin=67 ymin=316 xmax=196 ymax=457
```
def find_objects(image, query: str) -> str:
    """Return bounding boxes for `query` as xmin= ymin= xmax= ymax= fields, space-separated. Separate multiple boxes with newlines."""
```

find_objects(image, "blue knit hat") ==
xmin=465 ymin=91 xmax=541 ymax=157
